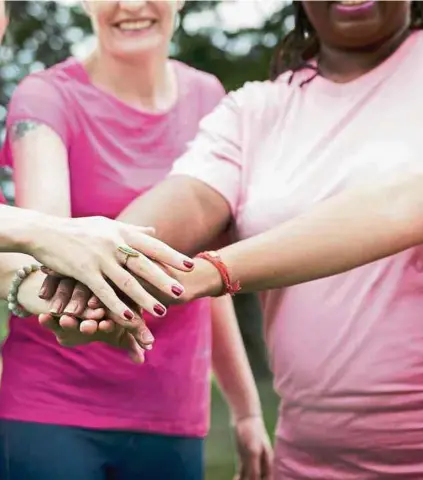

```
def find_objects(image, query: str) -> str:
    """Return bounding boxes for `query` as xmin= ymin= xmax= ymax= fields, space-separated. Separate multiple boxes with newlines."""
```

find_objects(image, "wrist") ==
xmin=8 ymin=210 xmax=51 ymax=256
xmin=230 ymin=411 xmax=263 ymax=426
xmin=188 ymin=258 xmax=223 ymax=300
xmin=16 ymin=269 xmax=48 ymax=316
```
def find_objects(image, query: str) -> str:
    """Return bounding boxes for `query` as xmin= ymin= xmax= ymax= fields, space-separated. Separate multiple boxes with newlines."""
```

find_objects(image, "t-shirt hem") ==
xmin=0 ymin=411 xmax=208 ymax=438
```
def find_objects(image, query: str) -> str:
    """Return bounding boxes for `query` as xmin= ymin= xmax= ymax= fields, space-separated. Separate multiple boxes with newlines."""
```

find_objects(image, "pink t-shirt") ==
xmin=172 ymin=31 xmax=423 ymax=478
xmin=0 ymin=58 xmax=225 ymax=437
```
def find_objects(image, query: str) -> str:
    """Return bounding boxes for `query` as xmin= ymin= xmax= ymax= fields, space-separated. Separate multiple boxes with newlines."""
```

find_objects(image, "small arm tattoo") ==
xmin=10 ymin=120 xmax=42 ymax=142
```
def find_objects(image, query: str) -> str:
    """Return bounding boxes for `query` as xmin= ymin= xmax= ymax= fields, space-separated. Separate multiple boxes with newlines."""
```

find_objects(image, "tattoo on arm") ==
xmin=10 ymin=120 xmax=42 ymax=142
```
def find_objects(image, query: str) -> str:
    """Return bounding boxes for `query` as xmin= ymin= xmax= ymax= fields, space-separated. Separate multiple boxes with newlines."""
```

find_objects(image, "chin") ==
xmin=112 ymin=40 xmax=165 ymax=59
xmin=332 ymin=22 xmax=385 ymax=47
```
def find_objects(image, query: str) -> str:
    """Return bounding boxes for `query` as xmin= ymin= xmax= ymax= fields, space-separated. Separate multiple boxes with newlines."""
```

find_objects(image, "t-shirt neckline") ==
xmin=67 ymin=57 xmax=182 ymax=119
xmin=298 ymin=30 xmax=421 ymax=97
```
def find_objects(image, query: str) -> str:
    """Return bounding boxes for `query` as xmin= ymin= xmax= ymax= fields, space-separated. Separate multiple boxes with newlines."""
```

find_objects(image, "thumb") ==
xmin=122 ymin=333 xmax=146 ymax=364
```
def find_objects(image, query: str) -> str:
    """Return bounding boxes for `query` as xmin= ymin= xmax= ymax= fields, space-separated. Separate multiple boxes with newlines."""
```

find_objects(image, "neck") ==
xmin=84 ymin=48 xmax=177 ymax=112
xmin=318 ymin=27 xmax=411 ymax=83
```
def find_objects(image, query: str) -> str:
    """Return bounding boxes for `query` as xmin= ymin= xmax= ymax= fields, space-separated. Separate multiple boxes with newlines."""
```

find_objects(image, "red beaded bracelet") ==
xmin=195 ymin=251 xmax=241 ymax=296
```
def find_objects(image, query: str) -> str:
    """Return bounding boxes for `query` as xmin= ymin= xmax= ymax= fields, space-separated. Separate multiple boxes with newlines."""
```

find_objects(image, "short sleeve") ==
xmin=2 ymin=75 xmax=71 ymax=168
xmin=170 ymin=91 xmax=242 ymax=214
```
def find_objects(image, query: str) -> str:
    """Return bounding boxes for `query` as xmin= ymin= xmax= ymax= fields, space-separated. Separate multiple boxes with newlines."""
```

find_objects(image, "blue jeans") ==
xmin=0 ymin=420 xmax=204 ymax=480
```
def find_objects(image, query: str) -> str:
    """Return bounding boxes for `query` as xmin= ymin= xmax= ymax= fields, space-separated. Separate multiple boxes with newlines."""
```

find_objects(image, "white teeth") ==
xmin=339 ymin=0 xmax=368 ymax=4
xmin=118 ymin=20 xmax=153 ymax=31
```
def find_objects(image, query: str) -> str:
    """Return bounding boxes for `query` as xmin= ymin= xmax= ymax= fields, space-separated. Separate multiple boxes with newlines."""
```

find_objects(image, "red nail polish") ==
xmin=183 ymin=260 xmax=194 ymax=269
xmin=153 ymin=304 xmax=166 ymax=316
xmin=171 ymin=285 xmax=184 ymax=297
xmin=123 ymin=310 xmax=134 ymax=321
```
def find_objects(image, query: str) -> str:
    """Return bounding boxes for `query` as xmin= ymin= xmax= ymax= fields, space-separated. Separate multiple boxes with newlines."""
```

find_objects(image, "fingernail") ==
xmin=183 ymin=260 xmax=194 ymax=269
xmin=171 ymin=284 xmax=184 ymax=297
xmin=50 ymin=301 xmax=63 ymax=315
xmin=143 ymin=332 xmax=155 ymax=343
xmin=153 ymin=304 xmax=166 ymax=316
xmin=144 ymin=344 xmax=153 ymax=351
xmin=64 ymin=302 xmax=77 ymax=315
xmin=39 ymin=287 xmax=47 ymax=299
xmin=123 ymin=309 xmax=134 ymax=321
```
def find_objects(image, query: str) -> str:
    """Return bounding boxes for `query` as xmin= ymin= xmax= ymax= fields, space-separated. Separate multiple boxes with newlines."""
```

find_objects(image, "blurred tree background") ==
xmin=0 ymin=1 xmax=295 ymax=477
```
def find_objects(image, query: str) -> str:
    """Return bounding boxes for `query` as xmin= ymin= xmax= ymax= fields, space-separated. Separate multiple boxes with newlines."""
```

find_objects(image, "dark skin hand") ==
xmin=39 ymin=268 xmax=156 ymax=359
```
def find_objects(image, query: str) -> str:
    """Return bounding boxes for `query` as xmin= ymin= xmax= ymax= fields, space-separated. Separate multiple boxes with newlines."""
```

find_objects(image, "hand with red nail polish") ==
xmin=33 ymin=216 xmax=195 ymax=325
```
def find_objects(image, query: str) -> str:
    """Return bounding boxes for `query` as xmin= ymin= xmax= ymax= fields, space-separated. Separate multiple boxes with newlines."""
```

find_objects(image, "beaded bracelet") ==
xmin=7 ymin=264 xmax=40 ymax=318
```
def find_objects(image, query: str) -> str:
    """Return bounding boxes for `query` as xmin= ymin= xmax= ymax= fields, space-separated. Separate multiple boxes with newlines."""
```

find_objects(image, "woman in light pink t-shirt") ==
xmin=49 ymin=1 xmax=423 ymax=478
xmin=0 ymin=1 xmax=272 ymax=480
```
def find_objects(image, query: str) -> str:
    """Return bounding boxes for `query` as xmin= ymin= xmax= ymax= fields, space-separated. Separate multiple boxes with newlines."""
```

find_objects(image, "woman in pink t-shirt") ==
xmin=47 ymin=1 xmax=423 ymax=478
xmin=0 ymin=1 xmax=272 ymax=480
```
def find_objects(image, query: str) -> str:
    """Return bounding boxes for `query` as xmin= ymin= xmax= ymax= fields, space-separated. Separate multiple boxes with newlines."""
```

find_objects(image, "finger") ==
xmin=126 ymin=255 xmax=186 ymax=300
xmin=83 ymin=275 xmax=139 ymax=330
xmin=104 ymin=263 xmax=168 ymax=319
xmin=82 ymin=307 xmax=106 ymax=320
xmin=88 ymin=295 xmax=103 ymax=309
xmin=39 ymin=313 xmax=62 ymax=333
xmin=247 ymin=455 xmax=261 ymax=480
xmin=63 ymin=282 xmax=92 ymax=316
xmin=59 ymin=315 xmax=80 ymax=330
xmin=125 ymin=227 xmax=195 ymax=272
xmin=39 ymin=275 xmax=60 ymax=300
xmin=235 ymin=465 xmax=247 ymax=480
xmin=98 ymin=319 xmax=115 ymax=333
xmin=121 ymin=333 xmax=145 ymax=364
xmin=261 ymin=447 xmax=274 ymax=479
xmin=40 ymin=266 xmax=64 ymax=277
xmin=80 ymin=320 xmax=100 ymax=335
xmin=106 ymin=310 xmax=154 ymax=348
xmin=49 ymin=278 xmax=76 ymax=315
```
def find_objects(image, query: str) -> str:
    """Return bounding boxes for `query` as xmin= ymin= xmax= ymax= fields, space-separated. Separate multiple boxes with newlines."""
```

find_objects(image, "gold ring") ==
xmin=117 ymin=245 xmax=140 ymax=267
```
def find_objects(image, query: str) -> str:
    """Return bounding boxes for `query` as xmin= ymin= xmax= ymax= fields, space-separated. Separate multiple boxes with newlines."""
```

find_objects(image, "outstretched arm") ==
xmin=193 ymin=172 xmax=423 ymax=296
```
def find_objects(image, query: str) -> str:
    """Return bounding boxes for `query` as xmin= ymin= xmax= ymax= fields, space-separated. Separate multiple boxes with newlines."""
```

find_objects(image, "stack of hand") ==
xmin=13 ymin=215 xmax=218 ymax=362
xmin=38 ymin=260 xmax=192 ymax=364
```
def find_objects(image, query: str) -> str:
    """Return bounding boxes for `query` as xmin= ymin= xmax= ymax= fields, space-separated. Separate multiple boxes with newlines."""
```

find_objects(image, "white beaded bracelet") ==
xmin=7 ymin=264 xmax=40 ymax=318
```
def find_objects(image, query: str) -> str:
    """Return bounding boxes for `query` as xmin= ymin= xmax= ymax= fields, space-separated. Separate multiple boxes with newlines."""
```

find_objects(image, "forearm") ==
xmin=186 ymin=174 xmax=423 ymax=298
xmin=211 ymin=296 xmax=262 ymax=421
xmin=118 ymin=176 xmax=231 ymax=255
xmin=220 ymin=174 xmax=423 ymax=292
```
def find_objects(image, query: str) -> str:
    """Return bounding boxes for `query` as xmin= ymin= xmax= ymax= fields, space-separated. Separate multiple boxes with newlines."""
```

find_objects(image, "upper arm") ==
xmin=5 ymin=77 xmax=71 ymax=216
xmin=170 ymin=91 xmax=243 ymax=216
xmin=119 ymin=91 xmax=244 ymax=255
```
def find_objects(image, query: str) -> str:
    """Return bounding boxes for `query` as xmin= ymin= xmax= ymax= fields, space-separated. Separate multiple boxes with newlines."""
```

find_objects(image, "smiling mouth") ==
xmin=114 ymin=19 xmax=156 ymax=32
xmin=335 ymin=0 xmax=373 ymax=5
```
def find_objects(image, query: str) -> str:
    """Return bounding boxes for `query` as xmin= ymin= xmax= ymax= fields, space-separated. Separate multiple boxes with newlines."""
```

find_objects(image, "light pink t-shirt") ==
xmin=172 ymin=31 xmax=423 ymax=478
xmin=0 ymin=58 xmax=225 ymax=437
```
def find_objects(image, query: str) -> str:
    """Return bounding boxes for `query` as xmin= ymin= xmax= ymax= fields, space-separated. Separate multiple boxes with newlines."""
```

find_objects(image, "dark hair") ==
xmin=270 ymin=1 xmax=423 ymax=83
